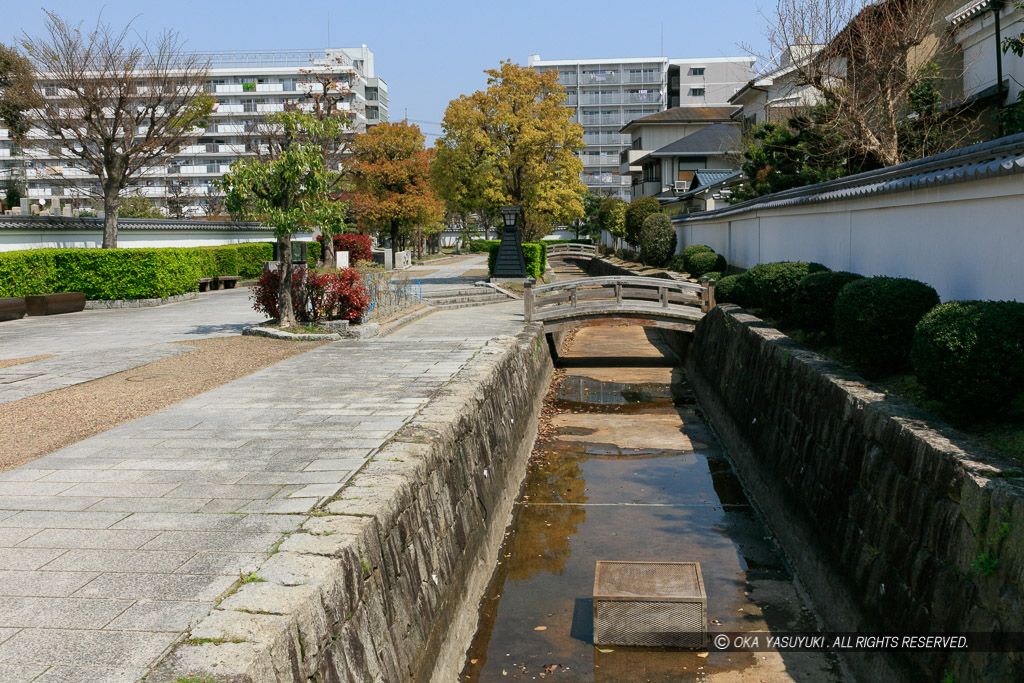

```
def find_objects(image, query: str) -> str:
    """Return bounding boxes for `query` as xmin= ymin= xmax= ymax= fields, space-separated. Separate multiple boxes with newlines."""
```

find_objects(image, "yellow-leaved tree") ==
xmin=434 ymin=60 xmax=586 ymax=240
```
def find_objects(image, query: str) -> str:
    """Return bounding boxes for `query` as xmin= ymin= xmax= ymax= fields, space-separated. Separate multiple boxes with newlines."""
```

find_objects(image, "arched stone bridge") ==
xmin=545 ymin=243 xmax=598 ymax=260
xmin=524 ymin=275 xmax=716 ymax=334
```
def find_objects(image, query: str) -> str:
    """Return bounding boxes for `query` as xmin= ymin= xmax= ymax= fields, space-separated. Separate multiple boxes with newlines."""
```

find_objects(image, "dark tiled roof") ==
xmin=675 ymin=132 xmax=1024 ymax=222
xmin=643 ymin=124 xmax=742 ymax=158
xmin=620 ymin=106 xmax=739 ymax=132
xmin=0 ymin=216 xmax=271 ymax=231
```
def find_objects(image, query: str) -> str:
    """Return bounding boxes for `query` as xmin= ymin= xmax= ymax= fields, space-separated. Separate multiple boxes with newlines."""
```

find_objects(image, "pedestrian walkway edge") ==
xmin=146 ymin=323 xmax=553 ymax=683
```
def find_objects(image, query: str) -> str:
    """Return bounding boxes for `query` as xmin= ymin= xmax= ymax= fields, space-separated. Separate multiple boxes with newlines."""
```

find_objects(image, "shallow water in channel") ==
xmin=459 ymin=326 xmax=842 ymax=682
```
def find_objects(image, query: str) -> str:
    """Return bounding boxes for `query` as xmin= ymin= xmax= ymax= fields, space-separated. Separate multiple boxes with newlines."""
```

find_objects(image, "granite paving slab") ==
xmin=0 ymin=299 xmax=526 ymax=680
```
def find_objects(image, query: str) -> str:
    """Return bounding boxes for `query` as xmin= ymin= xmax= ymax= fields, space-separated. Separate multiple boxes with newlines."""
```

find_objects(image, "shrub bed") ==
xmin=911 ymin=300 xmax=1024 ymax=414
xmin=250 ymin=267 xmax=369 ymax=322
xmin=834 ymin=276 xmax=940 ymax=375
xmin=487 ymin=242 xmax=547 ymax=279
xmin=316 ymin=233 xmax=375 ymax=263
xmin=687 ymin=250 xmax=727 ymax=279
xmin=469 ymin=240 xmax=500 ymax=253
xmin=791 ymin=271 xmax=865 ymax=338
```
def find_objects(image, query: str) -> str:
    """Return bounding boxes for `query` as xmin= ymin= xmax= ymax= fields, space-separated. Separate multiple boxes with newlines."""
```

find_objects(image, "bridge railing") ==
xmin=524 ymin=275 xmax=717 ymax=323
xmin=546 ymin=243 xmax=598 ymax=258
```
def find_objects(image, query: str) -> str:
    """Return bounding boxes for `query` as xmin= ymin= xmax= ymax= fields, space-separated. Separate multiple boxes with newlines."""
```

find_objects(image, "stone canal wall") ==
xmin=687 ymin=305 xmax=1024 ymax=683
xmin=151 ymin=325 xmax=553 ymax=682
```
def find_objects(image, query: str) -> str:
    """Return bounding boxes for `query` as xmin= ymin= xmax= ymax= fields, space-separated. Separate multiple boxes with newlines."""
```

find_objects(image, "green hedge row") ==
xmin=486 ymin=241 xmax=547 ymax=279
xmin=0 ymin=242 xmax=275 ymax=300
xmin=469 ymin=239 xmax=500 ymax=254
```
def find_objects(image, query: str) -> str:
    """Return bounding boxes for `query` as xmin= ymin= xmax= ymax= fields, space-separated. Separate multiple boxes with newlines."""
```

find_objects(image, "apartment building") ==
xmin=527 ymin=54 xmax=754 ymax=201
xmin=0 ymin=47 xmax=388 ymax=217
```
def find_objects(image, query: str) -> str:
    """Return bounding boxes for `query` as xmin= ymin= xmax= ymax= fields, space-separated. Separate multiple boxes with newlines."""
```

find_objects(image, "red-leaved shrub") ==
xmin=250 ymin=267 xmax=369 ymax=322
xmin=332 ymin=268 xmax=370 ymax=321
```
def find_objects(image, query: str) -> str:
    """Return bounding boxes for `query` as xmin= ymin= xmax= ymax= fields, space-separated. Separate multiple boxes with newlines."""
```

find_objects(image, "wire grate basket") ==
xmin=593 ymin=561 xmax=707 ymax=647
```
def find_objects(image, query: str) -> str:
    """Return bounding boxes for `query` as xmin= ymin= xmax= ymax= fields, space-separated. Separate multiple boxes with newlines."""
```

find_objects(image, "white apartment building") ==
xmin=0 ymin=47 xmax=388 ymax=217
xmin=527 ymin=54 xmax=754 ymax=201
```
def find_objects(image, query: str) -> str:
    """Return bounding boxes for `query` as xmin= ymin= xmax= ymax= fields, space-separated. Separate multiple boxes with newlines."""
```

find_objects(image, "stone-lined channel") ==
xmin=459 ymin=324 xmax=843 ymax=682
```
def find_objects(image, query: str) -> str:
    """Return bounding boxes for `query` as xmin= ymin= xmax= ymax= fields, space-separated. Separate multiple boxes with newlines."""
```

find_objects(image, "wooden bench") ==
xmin=25 ymin=292 xmax=86 ymax=316
xmin=216 ymin=276 xmax=241 ymax=289
xmin=198 ymin=278 xmax=214 ymax=292
xmin=0 ymin=297 xmax=26 ymax=322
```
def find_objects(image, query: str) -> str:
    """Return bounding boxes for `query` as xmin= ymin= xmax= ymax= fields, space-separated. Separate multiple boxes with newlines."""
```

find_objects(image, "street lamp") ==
xmin=500 ymin=205 xmax=520 ymax=230
xmin=491 ymin=205 xmax=527 ymax=280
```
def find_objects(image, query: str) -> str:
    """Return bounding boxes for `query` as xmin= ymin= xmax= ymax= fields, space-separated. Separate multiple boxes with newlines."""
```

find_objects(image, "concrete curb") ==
xmin=84 ymin=292 xmax=198 ymax=309
xmin=146 ymin=324 xmax=552 ymax=683
xmin=242 ymin=325 xmax=341 ymax=342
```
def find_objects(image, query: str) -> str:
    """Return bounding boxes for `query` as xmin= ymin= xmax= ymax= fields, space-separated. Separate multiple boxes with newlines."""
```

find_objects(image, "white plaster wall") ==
xmin=673 ymin=174 xmax=1024 ymax=302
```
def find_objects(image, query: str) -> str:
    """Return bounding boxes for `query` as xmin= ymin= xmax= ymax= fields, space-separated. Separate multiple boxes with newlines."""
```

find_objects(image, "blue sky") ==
xmin=4 ymin=1 xmax=771 ymax=143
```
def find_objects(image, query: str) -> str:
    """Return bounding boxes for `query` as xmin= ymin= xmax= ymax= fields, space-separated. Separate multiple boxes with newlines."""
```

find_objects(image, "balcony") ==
xmin=627 ymin=73 xmax=662 ymax=84
xmin=626 ymin=92 xmax=662 ymax=104
xmin=582 ymin=173 xmax=631 ymax=186
xmin=619 ymin=148 xmax=649 ymax=175
xmin=583 ymin=72 xmax=619 ymax=84
xmin=256 ymin=103 xmax=285 ymax=113
xmin=583 ymin=133 xmax=630 ymax=146
xmin=580 ymin=114 xmax=623 ymax=126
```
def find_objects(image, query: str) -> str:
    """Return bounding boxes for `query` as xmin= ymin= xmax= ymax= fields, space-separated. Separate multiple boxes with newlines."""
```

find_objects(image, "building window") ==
xmin=689 ymin=88 xmax=705 ymax=97
xmin=642 ymin=162 xmax=660 ymax=183
xmin=689 ymin=67 xmax=705 ymax=76
xmin=632 ymin=137 xmax=642 ymax=150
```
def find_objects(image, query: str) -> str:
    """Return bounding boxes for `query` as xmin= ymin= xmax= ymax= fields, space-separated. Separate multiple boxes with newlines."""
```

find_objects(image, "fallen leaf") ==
xmin=597 ymin=647 xmax=614 ymax=653
xmin=534 ymin=626 xmax=547 ymax=631
xmin=697 ymin=652 xmax=708 ymax=658
xmin=470 ymin=659 xmax=478 ymax=664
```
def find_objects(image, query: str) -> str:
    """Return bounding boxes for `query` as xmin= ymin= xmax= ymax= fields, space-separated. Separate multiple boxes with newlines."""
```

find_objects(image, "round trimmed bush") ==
xmin=682 ymin=244 xmax=714 ymax=272
xmin=702 ymin=271 xmax=723 ymax=282
xmin=715 ymin=273 xmax=757 ymax=308
xmin=745 ymin=261 xmax=830 ymax=318
xmin=625 ymin=197 xmax=662 ymax=246
xmin=911 ymin=300 xmax=1024 ymax=414
xmin=687 ymin=250 xmax=727 ymax=279
xmin=792 ymin=271 xmax=865 ymax=338
xmin=834 ymin=276 xmax=940 ymax=376
xmin=638 ymin=213 xmax=676 ymax=267
xmin=667 ymin=255 xmax=687 ymax=273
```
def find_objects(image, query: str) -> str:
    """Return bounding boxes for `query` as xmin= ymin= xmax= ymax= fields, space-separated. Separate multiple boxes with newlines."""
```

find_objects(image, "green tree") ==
xmin=220 ymin=111 xmax=344 ymax=327
xmin=597 ymin=197 xmax=627 ymax=249
xmin=732 ymin=106 xmax=869 ymax=200
xmin=625 ymin=196 xmax=662 ymax=247
xmin=118 ymin=196 xmax=164 ymax=219
xmin=572 ymin=191 xmax=605 ymax=241
xmin=434 ymin=60 xmax=586 ymax=240
xmin=999 ymin=2 xmax=1024 ymax=135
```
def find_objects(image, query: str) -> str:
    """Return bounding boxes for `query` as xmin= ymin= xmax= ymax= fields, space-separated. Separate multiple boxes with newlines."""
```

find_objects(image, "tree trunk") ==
xmin=390 ymin=221 xmax=400 ymax=270
xmin=321 ymin=233 xmax=336 ymax=270
xmin=102 ymin=184 xmax=120 ymax=249
xmin=278 ymin=234 xmax=297 ymax=328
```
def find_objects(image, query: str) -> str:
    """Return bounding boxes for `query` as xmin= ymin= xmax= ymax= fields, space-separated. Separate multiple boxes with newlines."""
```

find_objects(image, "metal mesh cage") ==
xmin=593 ymin=561 xmax=707 ymax=647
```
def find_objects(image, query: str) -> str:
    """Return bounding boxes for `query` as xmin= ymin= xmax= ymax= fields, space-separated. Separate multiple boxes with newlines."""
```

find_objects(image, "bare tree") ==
xmin=18 ymin=11 xmax=212 ymax=247
xmin=763 ymin=0 xmax=972 ymax=167
xmin=164 ymin=178 xmax=197 ymax=219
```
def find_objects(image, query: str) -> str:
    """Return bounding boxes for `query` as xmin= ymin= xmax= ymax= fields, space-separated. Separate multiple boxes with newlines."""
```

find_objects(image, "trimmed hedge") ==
xmin=702 ymin=271 xmax=723 ymax=282
xmin=911 ymin=300 xmax=1024 ymax=414
xmin=791 ymin=271 xmax=865 ymax=338
xmin=745 ymin=261 xmax=829 ymax=318
xmin=687 ymin=250 xmax=727 ymax=279
xmin=487 ymin=242 xmax=547 ymax=279
xmin=667 ymin=255 xmax=687 ymax=273
xmin=681 ymin=244 xmax=714 ymax=272
xmin=467 ymin=239 xmax=499 ymax=253
xmin=715 ymin=273 xmax=757 ymax=308
xmin=625 ymin=197 xmax=663 ymax=246
xmin=0 ymin=242 xmax=276 ymax=301
xmin=834 ymin=276 xmax=940 ymax=375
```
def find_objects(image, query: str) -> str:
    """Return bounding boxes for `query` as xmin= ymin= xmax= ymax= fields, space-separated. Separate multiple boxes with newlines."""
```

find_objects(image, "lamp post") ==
xmin=491 ymin=205 xmax=527 ymax=280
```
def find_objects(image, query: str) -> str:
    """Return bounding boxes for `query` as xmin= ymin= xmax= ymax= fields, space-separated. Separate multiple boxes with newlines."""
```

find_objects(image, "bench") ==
xmin=216 ymin=276 xmax=241 ymax=289
xmin=198 ymin=278 xmax=214 ymax=292
xmin=0 ymin=297 xmax=26 ymax=322
xmin=25 ymin=292 xmax=86 ymax=316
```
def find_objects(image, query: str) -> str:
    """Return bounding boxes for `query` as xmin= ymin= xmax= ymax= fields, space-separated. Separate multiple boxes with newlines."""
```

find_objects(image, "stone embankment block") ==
xmin=147 ymin=324 xmax=552 ymax=682
xmin=688 ymin=305 xmax=1024 ymax=683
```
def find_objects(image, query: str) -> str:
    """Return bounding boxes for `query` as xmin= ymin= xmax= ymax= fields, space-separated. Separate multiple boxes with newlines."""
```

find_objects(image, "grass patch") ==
xmin=238 ymin=571 xmax=264 ymax=584
xmin=183 ymin=636 xmax=245 ymax=646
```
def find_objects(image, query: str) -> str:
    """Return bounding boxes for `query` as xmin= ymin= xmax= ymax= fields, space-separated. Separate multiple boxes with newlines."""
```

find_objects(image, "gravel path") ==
xmin=0 ymin=336 xmax=324 ymax=474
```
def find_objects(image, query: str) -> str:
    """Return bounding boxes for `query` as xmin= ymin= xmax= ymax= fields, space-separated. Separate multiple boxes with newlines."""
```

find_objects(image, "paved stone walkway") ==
xmin=407 ymin=253 xmax=489 ymax=292
xmin=0 ymin=288 xmax=261 ymax=361
xmin=0 ymin=345 xmax=192 ymax=406
xmin=0 ymin=300 xmax=524 ymax=682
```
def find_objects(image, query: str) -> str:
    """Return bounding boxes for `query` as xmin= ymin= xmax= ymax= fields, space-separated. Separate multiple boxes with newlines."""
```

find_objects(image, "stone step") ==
xmin=422 ymin=288 xmax=489 ymax=298
xmin=424 ymin=293 xmax=510 ymax=306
